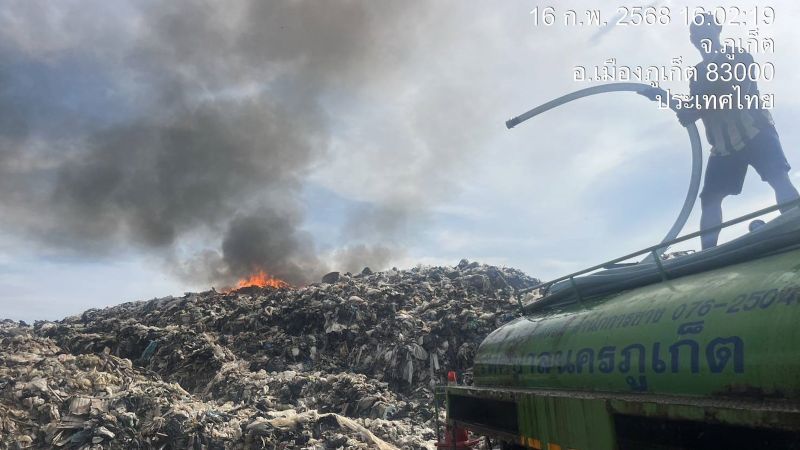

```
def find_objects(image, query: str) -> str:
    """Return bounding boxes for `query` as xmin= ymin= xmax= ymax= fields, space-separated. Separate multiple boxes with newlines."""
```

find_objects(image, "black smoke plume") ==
xmin=0 ymin=1 xmax=416 ymax=285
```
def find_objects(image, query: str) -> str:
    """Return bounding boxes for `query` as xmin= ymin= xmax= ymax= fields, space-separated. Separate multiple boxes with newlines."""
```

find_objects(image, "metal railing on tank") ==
xmin=515 ymin=197 xmax=800 ymax=314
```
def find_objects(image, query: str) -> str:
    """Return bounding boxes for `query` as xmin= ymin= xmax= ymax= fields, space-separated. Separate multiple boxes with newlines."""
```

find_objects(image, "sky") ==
xmin=2 ymin=0 xmax=799 ymax=321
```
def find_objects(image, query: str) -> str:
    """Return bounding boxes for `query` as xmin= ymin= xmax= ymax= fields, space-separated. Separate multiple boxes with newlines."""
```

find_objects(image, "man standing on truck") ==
xmin=645 ymin=13 xmax=799 ymax=249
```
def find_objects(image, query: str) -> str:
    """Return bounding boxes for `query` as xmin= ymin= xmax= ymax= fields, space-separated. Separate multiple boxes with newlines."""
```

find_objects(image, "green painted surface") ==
xmin=474 ymin=248 xmax=800 ymax=398
xmin=517 ymin=393 xmax=616 ymax=449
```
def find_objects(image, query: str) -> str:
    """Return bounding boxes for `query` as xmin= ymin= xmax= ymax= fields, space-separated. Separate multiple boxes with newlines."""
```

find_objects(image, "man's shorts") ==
xmin=700 ymin=129 xmax=791 ymax=199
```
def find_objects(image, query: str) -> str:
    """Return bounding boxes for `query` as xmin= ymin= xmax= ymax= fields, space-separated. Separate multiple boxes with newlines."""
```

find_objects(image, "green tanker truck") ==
xmin=442 ymin=86 xmax=800 ymax=449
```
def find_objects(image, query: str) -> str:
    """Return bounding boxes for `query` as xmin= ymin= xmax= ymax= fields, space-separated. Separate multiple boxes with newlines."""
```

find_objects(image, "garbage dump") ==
xmin=0 ymin=260 xmax=538 ymax=449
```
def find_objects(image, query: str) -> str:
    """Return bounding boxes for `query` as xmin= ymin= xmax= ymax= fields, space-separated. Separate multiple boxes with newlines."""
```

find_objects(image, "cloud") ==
xmin=0 ymin=0 xmax=421 ymax=284
xmin=2 ymin=0 xmax=799 ymax=303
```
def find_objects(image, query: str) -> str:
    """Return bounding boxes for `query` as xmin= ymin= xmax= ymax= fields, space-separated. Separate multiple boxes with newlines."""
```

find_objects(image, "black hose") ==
xmin=506 ymin=82 xmax=703 ymax=257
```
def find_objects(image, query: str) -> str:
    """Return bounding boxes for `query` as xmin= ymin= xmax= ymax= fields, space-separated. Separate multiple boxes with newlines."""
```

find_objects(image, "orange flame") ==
xmin=233 ymin=270 xmax=289 ymax=290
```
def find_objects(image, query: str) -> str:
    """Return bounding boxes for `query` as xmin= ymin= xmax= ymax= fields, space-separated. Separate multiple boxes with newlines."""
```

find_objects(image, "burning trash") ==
xmin=233 ymin=270 xmax=291 ymax=290
xmin=0 ymin=260 xmax=538 ymax=449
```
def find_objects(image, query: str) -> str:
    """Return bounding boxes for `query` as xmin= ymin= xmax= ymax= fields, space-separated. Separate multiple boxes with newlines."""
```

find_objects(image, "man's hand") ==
xmin=639 ymin=87 xmax=700 ymax=126
xmin=676 ymin=108 xmax=700 ymax=127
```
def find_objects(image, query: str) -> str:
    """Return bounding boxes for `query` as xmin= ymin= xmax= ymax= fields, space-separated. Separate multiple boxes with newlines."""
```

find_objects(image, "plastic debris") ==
xmin=1 ymin=260 xmax=537 ymax=449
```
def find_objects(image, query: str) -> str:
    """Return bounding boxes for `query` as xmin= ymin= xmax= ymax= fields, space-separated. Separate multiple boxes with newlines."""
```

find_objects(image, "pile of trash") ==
xmin=0 ymin=260 xmax=538 ymax=449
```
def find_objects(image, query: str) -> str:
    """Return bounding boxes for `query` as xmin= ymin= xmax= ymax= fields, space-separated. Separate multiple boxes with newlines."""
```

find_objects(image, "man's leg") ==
xmin=767 ymin=172 xmax=800 ymax=212
xmin=700 ymin=193 xmax=725 ymax=249
xmin=700 ymin=152 xmax=743 ymax=249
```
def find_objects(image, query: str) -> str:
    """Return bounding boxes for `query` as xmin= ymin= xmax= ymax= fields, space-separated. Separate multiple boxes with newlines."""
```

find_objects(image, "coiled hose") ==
xmin=506 ymin=82 xmax=703 ymax=259
xmin=507 ymin=83 xmax=800 ymax=311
